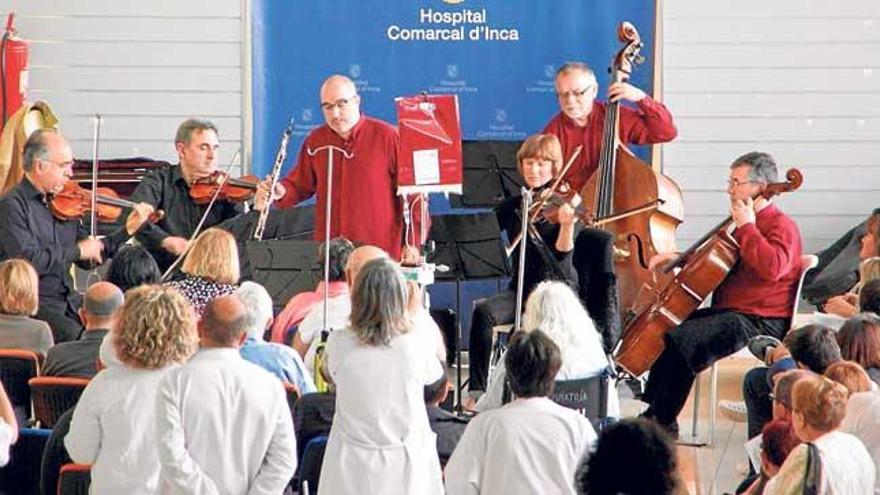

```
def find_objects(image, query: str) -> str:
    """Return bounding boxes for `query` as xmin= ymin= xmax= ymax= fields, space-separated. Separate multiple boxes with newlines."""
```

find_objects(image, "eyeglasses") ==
xmin=769 ymin=392 xmax=790 ymax=408
xmin=726 ymin=178 xmax=761 ymax=188
xmin=556 ymin=87 xmax=594 ymax=100
xmin=321 ymin=96 xmax=358 ymax=112
xmin=42 ymin=158 xmax=75 ymax=169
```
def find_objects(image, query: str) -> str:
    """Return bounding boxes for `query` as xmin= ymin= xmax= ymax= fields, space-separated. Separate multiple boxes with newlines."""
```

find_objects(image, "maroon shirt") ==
xmin=542 ymin=97 xmax=677 ymax=191
xmin=713 ymin=204 xmax=803 ymax=318
xmin=277 ymin=116 xmax=411 ymax=259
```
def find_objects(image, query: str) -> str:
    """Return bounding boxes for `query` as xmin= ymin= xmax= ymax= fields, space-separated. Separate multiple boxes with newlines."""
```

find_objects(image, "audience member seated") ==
xmin=165 ymin=227 xmax=239 ymax=316
xmin=235 ymin=281 xmax=316 ymax=394
xmin=825 ymin=360 xmax=873 ymax=395
xmin=823 ymin=212 xmax=880 ymax=317
xmin=861 ymin=278 xmax=880 ymax=315
xmin=104 ymin=244 xmax=161 ymax=293
xmin=0 ymin=382 xmax=16 ymax=467
xmin=271 ymin=237 xmax=353 ymax=344
xmin=741 ymin=420 xmax=801 ymax=495
xmin=835 ymin=313 xmax=880 ymax=385
xmin=0 ymin=258 xmax=53 ymax=355
xmin=65 ymin=285 xmax=197 ymax=494
xmin=834 ymin=363 xmax=880 ymax=494
xmin=575 ymin=418 xmax=684 ymax=495
xmin=742 ymin=324 xmax=842 ymax=440
xmin=42 ymin=282 xmax=123 ymax=378
xmin=297 ymin=245 xmax=445 ymax=377
xmin=475 ymin=280 xmax=609 ymax=414
xmin=445 ymin=330 xmax=597 ymax=495
xmin=320 ymin=258 xmax=444 ymax=494
xmin=156 ymin=295 xmax=296 ymax=494
xmin=424 ymin=365 xmax=467 ymax=465
xmin=764 ymin=375 xmax=875 ymax=494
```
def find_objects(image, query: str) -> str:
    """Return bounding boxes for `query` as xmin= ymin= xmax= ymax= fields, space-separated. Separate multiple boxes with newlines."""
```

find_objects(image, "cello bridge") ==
xmin=613 ymin=245 xmax=631 ymax=259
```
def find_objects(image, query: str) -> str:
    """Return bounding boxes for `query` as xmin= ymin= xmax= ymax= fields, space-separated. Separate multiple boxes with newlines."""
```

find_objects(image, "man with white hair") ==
xmin=236 ymin=281 xmax=315 ymax=394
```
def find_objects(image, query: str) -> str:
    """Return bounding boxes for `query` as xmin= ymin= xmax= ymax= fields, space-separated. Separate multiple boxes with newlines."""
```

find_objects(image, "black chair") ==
xmin=0 ymin=349 xmax=44 ymax=426
xmin=29 ymin=377 xmax=89 ymax=429
xmin=298 ymin=435 xmax=328 ymax=495
xmin=57 ymin=463 xmax=91 ymax=495
xmin=0 ymin=427 xmax=51 ymax=495
xmin=39 ymin=408 xmax=74 ymax=495
xmin=293 ymin=392 xmax=335 ymax=462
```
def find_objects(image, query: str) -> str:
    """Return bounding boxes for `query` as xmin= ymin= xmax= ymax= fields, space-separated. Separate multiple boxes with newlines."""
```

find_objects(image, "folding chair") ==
xmin=0 ymin=349 xmax=44 ymax=425
xmin=29 ymin=376 xmax=89 ymax=429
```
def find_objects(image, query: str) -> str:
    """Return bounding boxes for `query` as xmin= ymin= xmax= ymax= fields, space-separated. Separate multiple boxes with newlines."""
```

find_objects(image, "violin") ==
xmin=188 ymin=171 xmax=260 ymax=204
xmin=50 ymin=181 xmax=164 ymax=223
xmin=531 ymin=181 xmax=584 ymax=225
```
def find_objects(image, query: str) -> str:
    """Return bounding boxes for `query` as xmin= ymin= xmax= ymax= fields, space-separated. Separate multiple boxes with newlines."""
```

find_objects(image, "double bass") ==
xmin=615 ymin=168 xmax=804 ymax=376
xmin=579 ymin=22 xmax=684 ymax=327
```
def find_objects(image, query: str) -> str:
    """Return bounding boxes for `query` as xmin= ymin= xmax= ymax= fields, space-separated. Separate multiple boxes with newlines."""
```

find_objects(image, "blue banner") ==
xmin=252 ymin=0 xmax=658 ymax=177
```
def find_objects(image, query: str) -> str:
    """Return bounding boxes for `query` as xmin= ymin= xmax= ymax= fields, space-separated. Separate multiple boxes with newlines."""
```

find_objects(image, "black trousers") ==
xmin=642 ymin=308 xmax=787 ymax=425
xmin=468 ymin=291 xmax=516 ymax=393
xmin=35 ymin=304 xmax=83 ymax=344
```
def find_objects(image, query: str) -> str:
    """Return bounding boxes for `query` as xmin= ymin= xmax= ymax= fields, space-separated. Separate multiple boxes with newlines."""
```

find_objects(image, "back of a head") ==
xmin=349 ymin=257 xmax=408 ymax=346
xmin=783 ymin=324 xmax=842 ymax=373
xmin=836 ymin=312 xmax=880 ymax=370
xmin=504 ymin=330 xmax=561 ymax=399
xmin=791 ymin=374 xmax=849 ymax=432
xmin=761 ymin=420 xmax=801 ymax=468
xmin=83 ymin=281 xmax=124 ymax=326
xmin=181 ymin=228 xmax=240 ymax=284
xmin=321 ymin=237 xmax=355 ymax=283
xmin=345 ymin=245 xmax=389 ymax=285
xmin=200 ymin=295 xmax=248 ymax=348
xmin=858 ymin=257 xmax=880 ymax=285
xmin=423 ymin=362 xmax=449 ymax=405
xmin=774 ymin=370 xmax=815 ymax=411
xmin=234 ymin=281 xmax=274 ymax=340
xmin=860 ymin=278 xmax=880 ymax=314
xmin=105 ymin=245 xmax=161 ymax=293
xmin=0 ymin=259 xmax=38 ymax=316
xmin=522 ymin=281 xmax=601 ymax=358
xmin=576 ymin=418 xmax=681 ymax=495
xmin=115 ymin=285 xmax=197 ymax=369
xmin=824 ymin=360 xmax=873 ymax=396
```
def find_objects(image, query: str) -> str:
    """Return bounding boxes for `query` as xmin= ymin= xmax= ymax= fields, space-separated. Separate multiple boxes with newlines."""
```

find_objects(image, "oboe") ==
xmin=253 ymin=118 xmax=294 ymax=240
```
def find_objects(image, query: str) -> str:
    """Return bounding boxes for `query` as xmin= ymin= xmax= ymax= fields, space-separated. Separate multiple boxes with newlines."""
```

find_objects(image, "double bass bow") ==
xmin=615 ymin=168 xmax=804 ymax=377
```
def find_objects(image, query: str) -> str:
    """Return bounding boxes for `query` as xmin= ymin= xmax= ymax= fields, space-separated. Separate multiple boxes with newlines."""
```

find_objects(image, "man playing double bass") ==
xmin=640 ymin=152 xmax=803 ymax=436
xmin=542 ymin=61 xmax=678 ymax=350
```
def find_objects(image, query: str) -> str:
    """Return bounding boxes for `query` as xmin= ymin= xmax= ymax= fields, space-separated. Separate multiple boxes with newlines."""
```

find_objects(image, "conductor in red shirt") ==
xmin=640 ymin=152 xmax=803 ymax=437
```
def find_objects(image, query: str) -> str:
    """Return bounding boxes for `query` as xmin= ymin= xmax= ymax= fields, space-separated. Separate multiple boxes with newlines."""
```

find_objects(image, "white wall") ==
xmin=3 ymin=0 xmax=245 ymax=172
xmin=663 ymin=0 xmax=880 ymax=252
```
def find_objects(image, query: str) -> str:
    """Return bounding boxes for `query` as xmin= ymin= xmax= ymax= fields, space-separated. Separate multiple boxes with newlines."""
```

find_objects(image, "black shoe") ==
xmin=638 ymin=410 xmax=679 ymax=440
xmin=747 ymin=335 xmax=782 ymax=363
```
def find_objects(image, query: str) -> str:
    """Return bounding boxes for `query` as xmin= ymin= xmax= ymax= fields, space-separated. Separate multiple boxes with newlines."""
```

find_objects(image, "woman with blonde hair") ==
xmin=66 ymin=285 xmax=197 ymax=494
xmin=0 ymin=259 xmax=53 ymax=355
xmin=764 ymin=374 xmax=875 ymax=494
xmin=319 ymin=258 xmax=444 ymax=494
xmin=476 ymin=280 xmax=611 ymax=414
xmin=165 ymin=227 xmax=239 ymax=315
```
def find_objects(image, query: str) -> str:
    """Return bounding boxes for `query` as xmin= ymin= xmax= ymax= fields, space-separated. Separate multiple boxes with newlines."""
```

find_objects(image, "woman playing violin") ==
xmin=468 ymin=134 xmax=603 ymax=404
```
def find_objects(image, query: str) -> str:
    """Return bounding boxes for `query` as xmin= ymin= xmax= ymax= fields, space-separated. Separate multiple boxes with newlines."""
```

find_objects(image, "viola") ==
xmin=188 ymin=171 xmax=260 ymax=204
xmin=50 ymin=181 xmax=164 ymax=223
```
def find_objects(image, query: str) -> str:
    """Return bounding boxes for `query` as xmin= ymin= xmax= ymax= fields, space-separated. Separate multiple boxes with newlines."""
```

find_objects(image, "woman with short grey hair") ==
xmin=319 ymin=258 xmax=444 ymax=494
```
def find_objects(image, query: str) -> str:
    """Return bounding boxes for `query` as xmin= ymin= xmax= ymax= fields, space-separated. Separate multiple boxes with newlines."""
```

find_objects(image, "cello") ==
xmin=615 ymin=168 xmax=804 ymax=376
xmin=579 ymin=22 xmax=684 ymax=327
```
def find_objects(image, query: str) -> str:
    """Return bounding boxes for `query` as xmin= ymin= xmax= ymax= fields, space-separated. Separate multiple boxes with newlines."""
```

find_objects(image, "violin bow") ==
xmin=160 ymin=148 xmax=241 ymax=281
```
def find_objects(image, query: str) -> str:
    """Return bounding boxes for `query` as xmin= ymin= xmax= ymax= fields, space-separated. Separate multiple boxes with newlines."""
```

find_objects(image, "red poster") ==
xmin=395 ymin=94 xmax=463 ymax=195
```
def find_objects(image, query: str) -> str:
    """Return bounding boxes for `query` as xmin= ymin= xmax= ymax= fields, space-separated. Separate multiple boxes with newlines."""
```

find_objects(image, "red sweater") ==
xmin=712 ymin=204 xmax=803 ymax=318
xmin=277 ymin=116 xmax=416 ymax=259
xmin=541 ymin=97 xmax=677 ymax=191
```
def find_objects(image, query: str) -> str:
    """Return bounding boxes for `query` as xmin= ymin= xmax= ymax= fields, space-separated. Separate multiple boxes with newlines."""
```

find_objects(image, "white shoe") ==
xmin=718 ymin=400 xmax=747 ymax=423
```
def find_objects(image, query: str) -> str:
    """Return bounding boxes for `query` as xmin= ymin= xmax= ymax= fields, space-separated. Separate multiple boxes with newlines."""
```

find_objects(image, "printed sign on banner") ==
xmin=396 ymin=94 xmax=463 ymax=195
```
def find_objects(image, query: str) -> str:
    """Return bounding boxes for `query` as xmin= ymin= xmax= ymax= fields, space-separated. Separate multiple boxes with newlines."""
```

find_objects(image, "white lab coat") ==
xmin=840 ymin=391 xmax=880 ymax=494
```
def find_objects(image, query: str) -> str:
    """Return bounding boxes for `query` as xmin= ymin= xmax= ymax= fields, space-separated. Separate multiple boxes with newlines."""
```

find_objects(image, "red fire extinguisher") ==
xmin=1 ymin=13 xmax=28 ymax=127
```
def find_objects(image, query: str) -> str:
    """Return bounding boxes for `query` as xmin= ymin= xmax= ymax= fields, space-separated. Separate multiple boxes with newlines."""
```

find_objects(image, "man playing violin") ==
xmin=130 ymin=118 xmax=270 ymax=272
xmin=640 ymin=152 xmax=802 ymax=436
xmin=467 ymin=134 xmax=581 ymax=402
xmin=0 ymin=129 xmax=155 ymax=343
xmin=261 ymin=74 xmax=423 ymax=263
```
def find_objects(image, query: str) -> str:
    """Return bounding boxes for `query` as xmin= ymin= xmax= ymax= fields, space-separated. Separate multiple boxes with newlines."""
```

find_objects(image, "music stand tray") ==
xmin=450 ymin=140 xmax=524 ymax=209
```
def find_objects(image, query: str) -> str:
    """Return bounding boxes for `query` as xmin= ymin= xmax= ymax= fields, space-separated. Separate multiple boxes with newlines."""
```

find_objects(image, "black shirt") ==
xmin=496 ymin=193 xmax=579 ymax=297
xmin=0 ymin=178 xmax=129 ymax=311
xmin=129 ymin=165 xmax=244 ymax=270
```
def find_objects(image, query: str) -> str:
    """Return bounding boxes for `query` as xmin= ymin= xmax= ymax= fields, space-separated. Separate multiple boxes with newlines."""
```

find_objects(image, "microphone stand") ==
xmin=513 ymin=187 xmax=532 ymax=332
xmin=306 ymin=145 xmax=354 ymax=335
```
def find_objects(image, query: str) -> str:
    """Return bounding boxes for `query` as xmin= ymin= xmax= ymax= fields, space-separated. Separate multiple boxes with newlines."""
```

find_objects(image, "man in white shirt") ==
xmin=156 ymin=295 xmax=297 ymax=494
xmin=445 ymin=330 xmax=597 ymax=495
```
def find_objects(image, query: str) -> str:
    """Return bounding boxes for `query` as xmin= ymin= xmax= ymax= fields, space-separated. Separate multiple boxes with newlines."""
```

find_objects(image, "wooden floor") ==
xmin=620 ymin=355 xmax=759 ymax=495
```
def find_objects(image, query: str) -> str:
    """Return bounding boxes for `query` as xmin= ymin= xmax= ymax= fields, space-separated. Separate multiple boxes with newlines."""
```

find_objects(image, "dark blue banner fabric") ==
xmin=252 ymin=0 xmax=657 ymax=177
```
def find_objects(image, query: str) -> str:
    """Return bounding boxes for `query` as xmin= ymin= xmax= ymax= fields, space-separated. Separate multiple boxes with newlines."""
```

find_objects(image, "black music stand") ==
xmin=427 ymin=211 xmax=510 ymax=412
xmin=450 ymin=140 xmax=524 ymax=208
xmin=243 ymin=204 xmax=319 ymax=313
